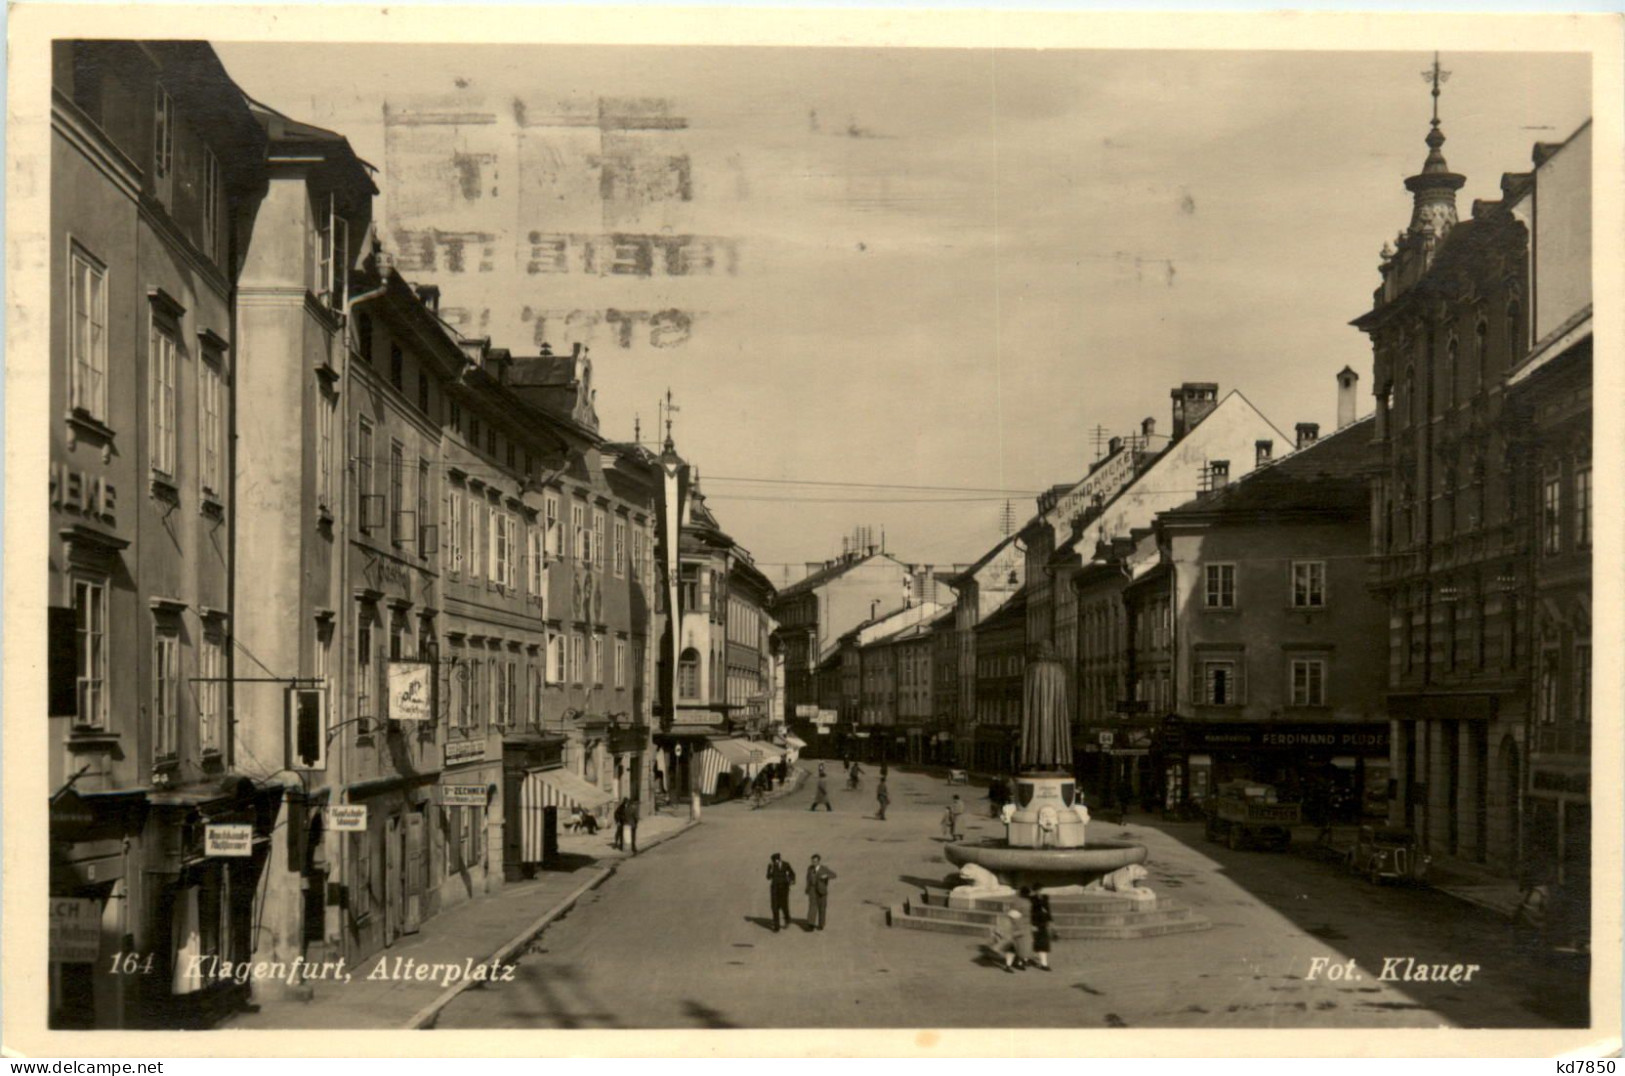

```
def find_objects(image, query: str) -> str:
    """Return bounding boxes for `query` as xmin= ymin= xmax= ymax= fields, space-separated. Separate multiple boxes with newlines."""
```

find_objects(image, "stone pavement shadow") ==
xmin=681 ymin=999 xmax=738 ymax=1028
xmin=741 ymin=915 xmax=784 ymax=932
xmin=541 ymin=852 xmax=599 ymax=874
xmin=499 ymin=961 xmax=625 ymax=1030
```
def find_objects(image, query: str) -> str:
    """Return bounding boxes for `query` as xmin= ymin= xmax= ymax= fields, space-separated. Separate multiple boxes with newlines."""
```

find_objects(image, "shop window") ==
xmin=1291 ymin=561 xmax=1326 ymax=608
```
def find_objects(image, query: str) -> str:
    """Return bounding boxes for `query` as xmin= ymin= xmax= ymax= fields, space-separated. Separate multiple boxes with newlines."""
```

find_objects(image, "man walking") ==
xmin=804 ymin=854 xmax=837 ymax=931
xmin=809 ymin=774 xmax=833 ymax=811
xmin=875 ymin=776 xmax=890 ymax=821
xmin=765 ymin=853 xmax=796 ymax=932
xmin=611 ymin=798 xmax=627 ymax=850
xmin=622 ymin=796 xmax=640 ymax=854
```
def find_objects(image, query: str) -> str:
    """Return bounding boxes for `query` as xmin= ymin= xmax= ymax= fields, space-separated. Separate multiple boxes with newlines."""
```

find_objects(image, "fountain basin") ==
xmin=943 ymin=838 xmax=1148 ymax=889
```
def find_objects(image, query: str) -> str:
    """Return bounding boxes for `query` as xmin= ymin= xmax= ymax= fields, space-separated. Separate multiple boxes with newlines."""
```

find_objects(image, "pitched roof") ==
xmin=1160 ymin=415 xmax=1376 ymax=522
xmin=774 ymin=552 xmax=901 ymax=600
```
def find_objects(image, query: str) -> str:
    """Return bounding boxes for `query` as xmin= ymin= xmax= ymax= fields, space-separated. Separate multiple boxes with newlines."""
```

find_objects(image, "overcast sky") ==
xmin=215 ymin=44 xmax=1589 ymax=581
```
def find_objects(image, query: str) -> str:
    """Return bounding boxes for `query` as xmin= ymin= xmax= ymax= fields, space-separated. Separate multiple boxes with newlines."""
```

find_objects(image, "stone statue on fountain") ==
xmin=1005 ymin=643 xmax=1091 ymax=849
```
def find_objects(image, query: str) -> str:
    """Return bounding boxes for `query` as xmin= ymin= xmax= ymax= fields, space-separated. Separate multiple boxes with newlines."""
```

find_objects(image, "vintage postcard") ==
xmin=5 ymin=3 xmax=1621 ymax=1059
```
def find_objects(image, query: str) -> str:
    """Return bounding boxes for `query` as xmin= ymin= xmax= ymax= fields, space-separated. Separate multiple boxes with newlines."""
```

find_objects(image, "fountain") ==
xmin=888 ymin=645 xmax=1209 ymax=940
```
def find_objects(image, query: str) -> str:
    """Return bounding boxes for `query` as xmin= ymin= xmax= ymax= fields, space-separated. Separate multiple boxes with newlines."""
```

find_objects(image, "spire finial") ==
xmin=662 ymin=387 xmax=680 ymax=452
xmin=1423 ymin=51 xmax=1450 ymax=130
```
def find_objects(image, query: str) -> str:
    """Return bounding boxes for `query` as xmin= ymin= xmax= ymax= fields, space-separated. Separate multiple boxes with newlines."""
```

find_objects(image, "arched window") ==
xmin=679 ymin=647 xmax=700 ymax=699
xmin=1444 ymin=334 xmax=1458 ymax=410
xmin=1505 ymin=297 xmax=1523 ymax=373
xmin=1474 ymin=316 xmax=1489 ymax=395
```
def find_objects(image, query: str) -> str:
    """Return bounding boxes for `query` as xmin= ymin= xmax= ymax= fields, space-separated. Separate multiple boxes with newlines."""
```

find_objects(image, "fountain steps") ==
xmin=902 ymin=901 xmax=1196 ymax=928
xmin=916 ymin=890 xmax=1156 ymax=914
xmin=886 ymin=901 xmax=1211 ymax=940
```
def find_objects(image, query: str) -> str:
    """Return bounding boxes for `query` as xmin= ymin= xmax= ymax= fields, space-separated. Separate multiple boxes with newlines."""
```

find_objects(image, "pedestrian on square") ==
xmin=809 ymin=775 xmax=833 ymax=811
xmin=804 ymin=854 xmax=837 ymax=931
xmin=1026 ymin=888 xmax=1054 ymax=972
xmin=941 ymin=805 xmax=957 ymax=840
xmin=875 ymin=777 xmax=890 ymax=820
xmin=989 ymin=906 xmax=1032 ymax=972
xmin=611 ymin=798 xmax=627 ymax=850
xmin=765 ymin=852 xmax=797 ymax=932
xmin=622 ymin=796 xmax=640 ymax=854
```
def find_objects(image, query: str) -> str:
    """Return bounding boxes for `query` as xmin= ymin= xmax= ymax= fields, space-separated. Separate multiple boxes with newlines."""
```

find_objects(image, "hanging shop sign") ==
xmin=327 ymin=805 xmax=368 ymax=832
xmin=50 ymin=898 xmax=103 ymax=964
xmin=205 ymin=823 xmax=254 ymax=857
xmin=388 ymin=661 xmax=433 ymax=722
xmin=440 ymin=784 xmax=489 ymax=807
xmin=444 ymin=737 xmax=488 ymax=767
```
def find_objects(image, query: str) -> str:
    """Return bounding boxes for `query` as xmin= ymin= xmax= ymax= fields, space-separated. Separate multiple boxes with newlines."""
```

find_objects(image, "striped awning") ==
xmin=531 ymin=768 xmax=614 ymax=815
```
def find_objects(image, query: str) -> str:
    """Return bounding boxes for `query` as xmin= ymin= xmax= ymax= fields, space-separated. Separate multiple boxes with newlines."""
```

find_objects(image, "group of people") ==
xmin=807 ymin=760 xmax=896 ymax=821
xmin=750 ymin=758 xmax=792 ymax=806
xmin=989 ymin=887 xmax=1055 ymax=973
xmin=764 ymin=852 xmax=839 ymax=932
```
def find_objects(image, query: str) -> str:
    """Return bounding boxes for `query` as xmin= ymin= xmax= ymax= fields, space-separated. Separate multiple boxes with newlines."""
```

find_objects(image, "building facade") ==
xmin=47 ymin=41 xmax=274 ymax=1029
xmin=1504 ymin=121 xmax=1592 ymax=897
xmin=1154 ymin=416 xmax=1391 ymax=818
xmin=1352 ymin=104 xmax=1543 ymax=880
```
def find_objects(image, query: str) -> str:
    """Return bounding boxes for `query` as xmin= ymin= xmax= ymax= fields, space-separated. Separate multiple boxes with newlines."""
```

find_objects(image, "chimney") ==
xmin=571 ymin=342 xmax=583 ymax=359
xmin=1209 ymin=460 xmax=1230 ymax=491
xmin=1170 ymin=382 xmax=1219 ymax=440
xmin=1141 ymin=417 xmax=1156 ymax=441
xmin=1296 ymin=423 xmax=1320 ymax=449
xmin=1336 ymin=366 xmax=1360 ymax=429
xmin=1108 ymin=436 xmax=1123 ymax=456
xmin=1255 ymin=439 xmax=1273 ymax=465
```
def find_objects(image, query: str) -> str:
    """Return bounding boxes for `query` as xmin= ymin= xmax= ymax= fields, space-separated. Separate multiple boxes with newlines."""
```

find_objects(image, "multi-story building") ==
xmin=1030 ymin=387 xmax=1291 ymax=745
xmin=1352 ymin=99 xmax=1545 ymax=880
xmin=1071 ymin=530 xmax=1160 ymax=804
xmin=929 ymin=607 xmax=959 ymax=763
xmin=1504 ymin=121 xmax=1592 ymax=896
xmin=944 ymin=534 xmax=1024 ymax=767
xmin=770 ymin=549 xmax=911 ymax=729
xmin=499 ymin=350 xmax=660 ymax=821
xmin=971 ymin=588 xmax=1028 ymax=771
xmin=231 ymin=98 xmax=379 ymax=986
xmin=47 ymin=41 xmax=273 ymax=1029
xmin=1153 ymin=412 xmax=1390 ymax=817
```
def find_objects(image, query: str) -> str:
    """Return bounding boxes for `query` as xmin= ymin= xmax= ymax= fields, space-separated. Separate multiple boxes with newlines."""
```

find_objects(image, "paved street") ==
xmin=437 ymin=767 xmax=1588 ymax=1030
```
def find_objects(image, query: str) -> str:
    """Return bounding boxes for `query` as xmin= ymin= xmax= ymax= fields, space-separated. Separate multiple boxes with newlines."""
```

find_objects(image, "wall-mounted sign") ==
xmin=205 ymin=823 xmax=253 ymax=857
xmin=444 ymin=737 xmax=488 ymax=767
xmin=50 ymin=463 xmax=117 ymax=523
xmin=50 ymin=898 xmax=102 ymax=963
xmin=796 ymin=705 xmax=818 ymax=718
xmin=327 ymin=805 xmax=368 ymax=832
xmin=815 ymin=709 xmax=838 ymax=726
xmin=388 ymin=661 xmax=433 ymax=722
xmin=440 ymin=784 xmax=488 ymax=807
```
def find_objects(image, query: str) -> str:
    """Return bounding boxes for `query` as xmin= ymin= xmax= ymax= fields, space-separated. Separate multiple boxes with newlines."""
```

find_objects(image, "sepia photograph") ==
xmin=5 ymin=3 xmax=1620 ymax=1059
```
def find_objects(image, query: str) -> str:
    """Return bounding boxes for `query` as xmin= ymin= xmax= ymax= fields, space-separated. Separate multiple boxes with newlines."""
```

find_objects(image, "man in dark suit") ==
xmin=804 ymin=854 xmax=837 ymax=931
xmin=765 ymin=852 xmax=796 ymax=932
